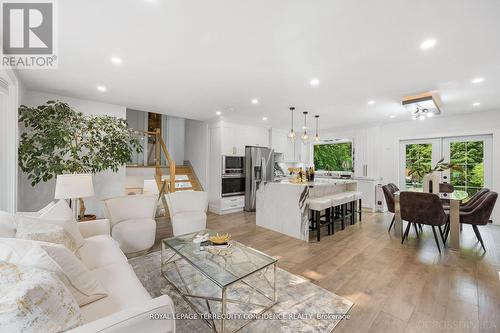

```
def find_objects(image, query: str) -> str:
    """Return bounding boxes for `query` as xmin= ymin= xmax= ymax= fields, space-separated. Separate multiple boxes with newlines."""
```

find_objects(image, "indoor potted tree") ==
xmin=18 ymin=100 xmax=142 ymax=219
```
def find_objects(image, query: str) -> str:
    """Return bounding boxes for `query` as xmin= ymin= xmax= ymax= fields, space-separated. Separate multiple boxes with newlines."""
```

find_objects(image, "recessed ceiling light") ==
xmin=389 ymin=115 xmax=396 ymax=119
xmin=310 ymin=78 xmax=320 ymax=86
xmin=367 ymin=100 xmax=375 ymax=105
xmin=97 ymin=85 xmax=107 ymax=92
xmin=262 ymin=116 xmax=268 ymax=121
xmin=215 ymin=111 xmax=222 ymax=116
xmin=110 ymin=57 xmax=122 ymax=64
xmin=251 ymin=99 xmax=259 ymax=104
xmin=473 ymin=102 xmax=481 ymax=107
xmin=420 ymin=38 xmax=437 ymax=50
xmin=471 ymin=77 xmax=484 ymax=84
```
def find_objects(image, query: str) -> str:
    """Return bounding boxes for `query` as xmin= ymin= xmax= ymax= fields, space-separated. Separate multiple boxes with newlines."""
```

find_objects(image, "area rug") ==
xmin=129 ymin=250 xmax=353 ymax=332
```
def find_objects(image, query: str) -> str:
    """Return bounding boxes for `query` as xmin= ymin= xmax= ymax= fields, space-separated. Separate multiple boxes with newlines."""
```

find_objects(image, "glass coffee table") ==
xmin=161 ymin=229 xmax=278 ymax=332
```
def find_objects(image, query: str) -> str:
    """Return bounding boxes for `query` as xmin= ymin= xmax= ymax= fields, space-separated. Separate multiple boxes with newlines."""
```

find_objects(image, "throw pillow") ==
xmin=39 ymin=200 xmax=85 ymax=248
xmin=0 ymin=238 xmax=108 ymax=307
xmin=0 ymin=260 xmax=83 ymax=333
xmin=15 ymin=218 xmax=80 ymax=256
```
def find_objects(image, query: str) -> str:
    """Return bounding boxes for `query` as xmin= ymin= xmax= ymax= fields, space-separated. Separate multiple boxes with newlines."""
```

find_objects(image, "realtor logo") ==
xmin=1 ymin=0 xmax=57 ymax=68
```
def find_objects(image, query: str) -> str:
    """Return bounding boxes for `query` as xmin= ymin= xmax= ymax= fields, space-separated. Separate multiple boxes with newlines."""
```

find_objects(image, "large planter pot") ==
xmin=423 ymin=172 xmax=440 ymax=193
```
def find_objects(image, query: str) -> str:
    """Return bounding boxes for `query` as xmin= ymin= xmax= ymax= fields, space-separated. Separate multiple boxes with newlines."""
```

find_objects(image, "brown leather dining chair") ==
xmin=445 ymin=191 xmax=497 ymax=252
xmin=400 ymin=192 xmax=448 ymax=253
xmin=442 ymin=188 xmax=490 ymax=236
xmin=382 ymin=183 xmax=399 ymax=232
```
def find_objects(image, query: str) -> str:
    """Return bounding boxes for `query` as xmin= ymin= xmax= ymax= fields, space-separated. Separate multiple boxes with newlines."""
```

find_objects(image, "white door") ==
xmin=441 ymin=135 xmax=493 ymax=198
xmin=399 ymin=138 xmax=441 ymax=190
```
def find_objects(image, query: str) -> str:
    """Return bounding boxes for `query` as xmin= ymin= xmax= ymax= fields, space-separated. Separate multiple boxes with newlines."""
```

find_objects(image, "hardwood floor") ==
xmin=152 ymin=211 xmax=500 ymax=333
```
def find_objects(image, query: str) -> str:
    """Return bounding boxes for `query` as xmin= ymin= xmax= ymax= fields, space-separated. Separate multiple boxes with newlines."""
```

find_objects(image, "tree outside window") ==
xmin=313 ymin=142 xmax=353 ymax=171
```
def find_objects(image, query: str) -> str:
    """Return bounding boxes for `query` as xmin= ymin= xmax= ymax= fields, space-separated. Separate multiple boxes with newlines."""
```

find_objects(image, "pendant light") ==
xmin=301 ymin=111 xmax=309 ymax=143
xmin=313 ymin=115 xmax=320 ymax=142
xmin=287 ymin=107 xmax=296 ymax=142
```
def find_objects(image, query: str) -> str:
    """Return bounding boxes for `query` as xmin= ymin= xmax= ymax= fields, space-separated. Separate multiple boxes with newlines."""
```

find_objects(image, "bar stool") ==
xmin=348 ymin=191 xmax=363 ymax=223
xmin=328 ymin=192 xmax=355 ymax=232
xmin=307 ymin=197 xmax=332 ymax=242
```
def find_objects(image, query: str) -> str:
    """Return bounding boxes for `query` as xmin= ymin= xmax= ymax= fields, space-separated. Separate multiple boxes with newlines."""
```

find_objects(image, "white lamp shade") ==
xmin=54 ymin=174 xmax=95 ymax=199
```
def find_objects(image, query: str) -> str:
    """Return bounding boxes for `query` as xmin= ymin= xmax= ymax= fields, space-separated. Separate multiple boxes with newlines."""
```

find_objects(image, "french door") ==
xmin=442 ymin=135 xmax=492 ymax=197
xmin=400 ymin=135 xmax=492 ymax=195
xmin=400 ymin=138 xmax=442 ymax=191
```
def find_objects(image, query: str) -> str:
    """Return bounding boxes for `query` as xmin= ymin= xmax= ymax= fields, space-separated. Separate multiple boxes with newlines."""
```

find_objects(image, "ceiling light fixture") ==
xmin=367 ymin=100 xmax=375 ymax=105
xmin=215 ymin=111 xmax=222 ymax=116
xmin=420 ymin=38 xmax=437 ymax=50
xmin=472 ymin=102 xmax=481 ymax=107
xmin=97 ymin=85 xmax=107 ymax=92
xmin=471 ymin=77 xmax=484 ymax=84
xmin=390 ymin=115 xmax=396 ymax=119
xmin=262 ymin=116 xmax=268 ymax=121
xmin=287 ymin=107 xmax=296 ymax=142
xmin=301 ymin=111 xmax=309 ymax=143
xmin=310 ymin=78 xmax=320 ymax=86
xmin=110 ymin=57 xmax=122 ymax=64
xmin=251 ymin=99 xmax=259 ymax=104
xmin=313 ymin=115 xmax=320 ymax=142
xmin=403 ymin=92 xmax=441 ymax=121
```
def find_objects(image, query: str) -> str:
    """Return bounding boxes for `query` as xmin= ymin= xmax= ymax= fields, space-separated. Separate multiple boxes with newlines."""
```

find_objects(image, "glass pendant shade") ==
xmin=288 ymin=107 xmax=296 ymax=142
xmin=313 ymin=115 xmax=320 ymax=142
xmin=302 ymin=111 xmax=309 ymax=143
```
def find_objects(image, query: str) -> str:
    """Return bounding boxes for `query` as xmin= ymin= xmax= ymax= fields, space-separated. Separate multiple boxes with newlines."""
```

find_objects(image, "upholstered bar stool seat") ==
xmin=308 ymin=197 xmax=332 ymax=211
xmin=307 ymin=197 xmax=333 ymax=242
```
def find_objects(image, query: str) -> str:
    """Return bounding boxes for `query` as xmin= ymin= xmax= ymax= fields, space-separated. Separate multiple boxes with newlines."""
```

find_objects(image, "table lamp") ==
xmin=55 ymin=174 xmax=95 ymax=220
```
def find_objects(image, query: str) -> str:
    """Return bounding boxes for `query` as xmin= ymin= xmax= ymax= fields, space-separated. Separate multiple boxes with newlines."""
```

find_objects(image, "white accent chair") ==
xmin=165 ymin=191 xmax=208 ymax=236
xmin=102 ymin=195 xmax=157 ymax=255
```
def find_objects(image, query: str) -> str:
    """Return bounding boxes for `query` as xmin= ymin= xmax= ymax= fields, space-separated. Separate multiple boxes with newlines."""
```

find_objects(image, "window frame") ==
xmin=312 ymin=139 xmax=355 ymax=172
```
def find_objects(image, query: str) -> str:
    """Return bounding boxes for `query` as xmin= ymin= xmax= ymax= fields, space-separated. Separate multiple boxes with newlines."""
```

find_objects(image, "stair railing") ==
xmin=130 ymin=128 xmax=176 ymax=195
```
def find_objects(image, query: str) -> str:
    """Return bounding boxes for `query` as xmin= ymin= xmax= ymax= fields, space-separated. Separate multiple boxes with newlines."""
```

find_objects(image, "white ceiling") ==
xmin=18 ymin=0 xmax=500 ymax=130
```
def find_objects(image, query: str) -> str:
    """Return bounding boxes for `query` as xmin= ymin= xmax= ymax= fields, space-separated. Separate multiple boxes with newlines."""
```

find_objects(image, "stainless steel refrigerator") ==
xmin=244 ymin=146 xmax=274 ymax=211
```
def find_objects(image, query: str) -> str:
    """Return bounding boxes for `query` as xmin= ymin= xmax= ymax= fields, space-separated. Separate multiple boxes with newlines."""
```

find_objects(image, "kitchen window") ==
xmin=313 ymin=141 xmax=354 ymax=171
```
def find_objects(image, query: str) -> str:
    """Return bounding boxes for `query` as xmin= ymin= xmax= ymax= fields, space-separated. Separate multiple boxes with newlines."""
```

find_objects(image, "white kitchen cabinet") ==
xmin=295 ymin=140 xmax=311 ymax=164
xmin=269 ymin=128 xmax=287 ymax=154
xmin=221 ymin=123 xmax=268 ymax=155
xmin=355 ymin=178 xmax=383 ymax=212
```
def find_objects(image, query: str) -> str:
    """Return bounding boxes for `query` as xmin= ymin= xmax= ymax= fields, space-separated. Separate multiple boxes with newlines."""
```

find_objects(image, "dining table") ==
xmin=392 ymin=190 xmax=469 ymax=251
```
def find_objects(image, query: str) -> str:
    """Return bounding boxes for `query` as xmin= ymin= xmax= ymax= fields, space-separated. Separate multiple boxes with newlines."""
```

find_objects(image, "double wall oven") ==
xmin=221 ymin=155 xmax=245 ymax=197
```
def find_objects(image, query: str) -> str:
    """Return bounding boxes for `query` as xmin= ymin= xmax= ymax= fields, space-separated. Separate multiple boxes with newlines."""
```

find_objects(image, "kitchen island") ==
xmin=256 ymin=178 xmax=358 ymax=241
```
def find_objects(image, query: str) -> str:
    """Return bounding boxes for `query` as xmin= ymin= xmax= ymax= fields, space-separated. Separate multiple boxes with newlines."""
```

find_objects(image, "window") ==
xmin=404 ymin=143 xmax=433 ymax=191
xmin=449 ymin=140 xmax=485 ymax=197
xmin=313 ymin=142 xmax=353 ymax=171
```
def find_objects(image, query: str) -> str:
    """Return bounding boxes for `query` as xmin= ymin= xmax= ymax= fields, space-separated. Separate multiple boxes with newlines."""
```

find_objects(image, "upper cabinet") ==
xmin=269 ymin=128 xmax=310 ymax=163
xmin=221 ymin=123 xmax=269 ymax=155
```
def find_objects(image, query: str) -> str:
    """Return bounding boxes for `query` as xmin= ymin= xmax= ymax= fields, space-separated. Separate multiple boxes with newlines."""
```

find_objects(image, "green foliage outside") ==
xmin=450 ymin=141 xmax=484 ymax=192
xmin=314 ymin=142 xmax=353 ymax=171
xmin=405 ymin=141 xmax=484 ymax=194
xmin=18 ymin=101 xmax=142 ymax=186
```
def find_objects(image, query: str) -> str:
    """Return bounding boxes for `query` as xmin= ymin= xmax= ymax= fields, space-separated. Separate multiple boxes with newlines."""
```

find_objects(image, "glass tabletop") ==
xmin=162 ymin=229 xmax=277 ymax=288
xmin=394 ymin=190 xmax=469 ymax=201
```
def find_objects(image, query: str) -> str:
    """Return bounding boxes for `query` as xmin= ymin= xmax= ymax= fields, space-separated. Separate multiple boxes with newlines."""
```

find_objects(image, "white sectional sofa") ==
xmin=0 ymin=213 xmax=175 ymax=333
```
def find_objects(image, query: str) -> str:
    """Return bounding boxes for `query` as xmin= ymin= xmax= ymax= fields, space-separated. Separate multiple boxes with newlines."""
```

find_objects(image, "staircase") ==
xmin=125 ymin=128 xmax=203 ymax=216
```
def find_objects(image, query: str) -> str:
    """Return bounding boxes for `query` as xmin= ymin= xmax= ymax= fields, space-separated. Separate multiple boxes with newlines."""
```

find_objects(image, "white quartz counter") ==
xmin=256 ymin=178 xmax=358 ymax=242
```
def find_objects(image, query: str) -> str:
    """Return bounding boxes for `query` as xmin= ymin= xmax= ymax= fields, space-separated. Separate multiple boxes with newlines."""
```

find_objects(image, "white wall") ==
xmin=322 ymin=110 xmax=500 ymax=223
xmin=18 ymin=90 xmax=127 ymax=217
xmin=184 ymin=119 xmax=209 ymax=190
xmin=0 ymin=69 xmax=21 ymax=213
xmin=166 ymin=116 xmax=185 ymax=164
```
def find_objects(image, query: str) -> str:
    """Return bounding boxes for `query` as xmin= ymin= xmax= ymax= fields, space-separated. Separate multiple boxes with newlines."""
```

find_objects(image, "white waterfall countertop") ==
xmin=272 ymin=178 xmax=357 ymax=187
xmin=256 ymin=178 xmax=358 ymax=242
